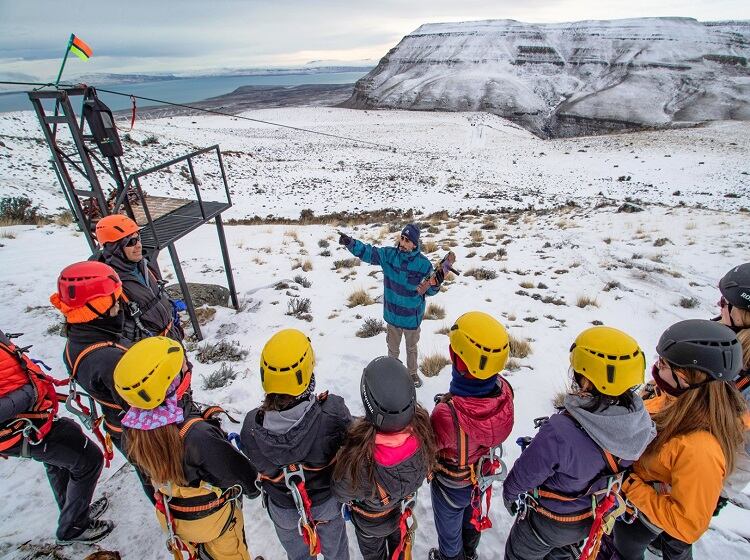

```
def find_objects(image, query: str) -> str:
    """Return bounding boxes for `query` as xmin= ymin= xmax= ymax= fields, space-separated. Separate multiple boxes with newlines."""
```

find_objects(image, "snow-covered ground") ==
xmin=1 ymin=205 xmax=749 ymax=559
xmin=0 ymin=108 xmax=748 ymax=218
xmin=1 ymin=107 xmax=749 ymax=558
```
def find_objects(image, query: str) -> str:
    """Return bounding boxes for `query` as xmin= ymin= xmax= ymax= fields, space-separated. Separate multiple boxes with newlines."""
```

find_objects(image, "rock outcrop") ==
xmin=342 ymin=18 xmax=750 ymax=137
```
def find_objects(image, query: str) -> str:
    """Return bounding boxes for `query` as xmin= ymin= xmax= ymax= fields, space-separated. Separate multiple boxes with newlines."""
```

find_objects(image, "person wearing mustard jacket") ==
xmin=604 ymin=320 xmax=747 ymax=560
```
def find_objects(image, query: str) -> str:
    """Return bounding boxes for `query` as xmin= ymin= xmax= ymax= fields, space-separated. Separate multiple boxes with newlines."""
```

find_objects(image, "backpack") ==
xmin=0 ymin=330 xmax=64 ymax=452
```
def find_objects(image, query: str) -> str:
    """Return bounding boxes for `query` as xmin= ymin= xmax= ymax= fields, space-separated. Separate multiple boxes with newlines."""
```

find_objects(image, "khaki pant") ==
xmin=156 ymin=488 xmax=251 ymax=560
xmin=386 ymin=324 xmax=421 ymax=376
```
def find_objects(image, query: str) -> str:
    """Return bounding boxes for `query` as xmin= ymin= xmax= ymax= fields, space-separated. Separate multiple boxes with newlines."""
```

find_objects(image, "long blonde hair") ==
xmin=647 ymin=367 xmax=746 ymax=473
xmin=125 ymin=425 xmax=187 ymax=486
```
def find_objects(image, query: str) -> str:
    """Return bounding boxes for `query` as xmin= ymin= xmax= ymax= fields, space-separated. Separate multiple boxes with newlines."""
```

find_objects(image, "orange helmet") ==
xmin=50 ymin=261 xmax=123 ymax=323
xmin=95 ymin=214 xmax=139 ymax=245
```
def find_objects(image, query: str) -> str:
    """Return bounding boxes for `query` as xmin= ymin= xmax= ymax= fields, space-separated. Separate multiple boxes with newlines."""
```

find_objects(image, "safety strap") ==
xmin=64 ymin=341 xmax=128 ymax=467
xmin=66 ymin=341 xmax=128 ymax=398
xmin=281 ymin=465 xmax=322 ymax=557
xmin=389 ymin=496 xmax=417 ymax=560
xmin=177 ymin=404 xmax=235 ymax=440
xmin=435 ymin=400 xmax=474 ymax=482
xmin=579 ymin=482 xmax=628 ymax=560
xmin=155 ymin=490 xmax=197 ymax=560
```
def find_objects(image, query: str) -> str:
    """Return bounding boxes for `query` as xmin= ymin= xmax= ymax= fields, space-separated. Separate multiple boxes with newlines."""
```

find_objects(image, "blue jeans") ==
xmin=430 ymin=480 xmax=481 ymax=559
xmin=267 ymin=496 xmax=350 ymax=560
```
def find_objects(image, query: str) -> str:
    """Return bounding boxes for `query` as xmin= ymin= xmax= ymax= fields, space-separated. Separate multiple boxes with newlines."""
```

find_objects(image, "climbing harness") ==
xmin=0 ymin=331 xmax=67 ymax=455
xmin=516 ymin=414 xmax=632 ymax=560
xmin=64 ymin=340 xmax=131 ymax=466
xmin=435 ymin=398 xmax=508 ymax=532
xmin=155 ymin=409 xmax=242 ymax=560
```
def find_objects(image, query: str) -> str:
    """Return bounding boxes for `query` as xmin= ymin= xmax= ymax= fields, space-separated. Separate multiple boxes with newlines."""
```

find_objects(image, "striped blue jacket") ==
xmin=347 ymin=239 xmax=439 ymax=330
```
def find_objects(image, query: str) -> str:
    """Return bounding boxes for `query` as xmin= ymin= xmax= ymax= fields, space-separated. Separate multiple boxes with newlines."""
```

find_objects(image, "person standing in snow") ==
xmin=50 ymin=260 xmax=185 ymax=502
xmin=713 ymin=264 xmax=750 ymax=511
xmin=332 ymin=356 xmax=436 ymax=560
xmin=603 ymin=320 xmax=746 ymax=560
xmin=0 ymin=329 xmax=113 ymax=545
xmin=240 ymin=329 xmax=352 ymax=560
xmin=339 ymin=223 xmax=443 ymax=387
xmin=502 ymin=326 xmax=655 ymax=560
xmin=95 ymin=214 xmax=183 ymax=342
xmin=114 ymin=337 xmax=258 ymax=560
xmin=429 ymin=311 xmax=515 ymax=560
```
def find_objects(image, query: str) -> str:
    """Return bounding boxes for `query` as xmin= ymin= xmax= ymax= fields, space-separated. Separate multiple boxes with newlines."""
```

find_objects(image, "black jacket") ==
xmin=240 ymin=393 xmax=352 ymax=509
xmin=0 ymin=384 xmax=35 ymax=424
xmin=63 ymin=319 xmax=131 ymax=436
xmin=333 ymin=437 xmax=428 ymax=534
xmin=181 ymin=407 xmax=259 ymax=498
xmin=102 ymin=247 xmax=180 ymax=341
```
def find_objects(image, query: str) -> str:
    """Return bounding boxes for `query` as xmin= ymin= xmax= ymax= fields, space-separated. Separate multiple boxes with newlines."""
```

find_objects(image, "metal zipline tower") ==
xmin=28 ymin=86 xmax=239 ymax=340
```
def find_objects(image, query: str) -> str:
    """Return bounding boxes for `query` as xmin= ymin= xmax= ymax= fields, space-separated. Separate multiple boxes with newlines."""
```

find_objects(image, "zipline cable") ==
xmin=0 ymin=80 xmax=397 ymax=151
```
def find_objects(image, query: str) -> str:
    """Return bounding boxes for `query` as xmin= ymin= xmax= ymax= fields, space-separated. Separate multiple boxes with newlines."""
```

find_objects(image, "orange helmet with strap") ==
xmin=50 ymin=261 xmax=123 ymax=323
xmin=95 ymin=214 xmax=139 ymax=245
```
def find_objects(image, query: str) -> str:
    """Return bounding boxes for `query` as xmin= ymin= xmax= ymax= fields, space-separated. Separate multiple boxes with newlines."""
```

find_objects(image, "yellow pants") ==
xmin=156 ymin=488 xmax=251 ymax=560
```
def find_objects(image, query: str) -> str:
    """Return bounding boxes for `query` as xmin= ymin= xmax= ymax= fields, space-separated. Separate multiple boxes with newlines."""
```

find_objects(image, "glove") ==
xmin=338 ymin=232 xmax=352 ymax=246
xmin=504 ymin=498 xmax=519 ymax=516
xmin=435 ymin=267 xmax=445 ymax=284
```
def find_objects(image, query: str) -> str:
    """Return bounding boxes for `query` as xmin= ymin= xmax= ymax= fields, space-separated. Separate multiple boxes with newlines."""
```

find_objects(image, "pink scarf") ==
xmin=121 ymin=378 xmax=184 ymax=430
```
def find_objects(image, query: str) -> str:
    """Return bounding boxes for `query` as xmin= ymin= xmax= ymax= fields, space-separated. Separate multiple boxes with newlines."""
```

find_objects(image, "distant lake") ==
xmin=0 ymin=71 xmax=367 ymax=113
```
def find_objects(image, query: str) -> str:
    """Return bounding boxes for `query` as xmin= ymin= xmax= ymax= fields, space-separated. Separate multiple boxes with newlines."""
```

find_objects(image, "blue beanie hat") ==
xmin=401 ymin=223 xmax=420 ymax=246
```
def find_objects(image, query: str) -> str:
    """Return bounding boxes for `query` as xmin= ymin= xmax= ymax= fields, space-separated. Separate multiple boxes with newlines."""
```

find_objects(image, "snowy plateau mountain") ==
xmin=343 ymin=17 xmax=750 ymax=137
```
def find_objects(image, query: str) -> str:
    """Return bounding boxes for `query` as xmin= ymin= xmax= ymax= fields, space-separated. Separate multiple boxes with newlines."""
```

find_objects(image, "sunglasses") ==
xmin=124 ymin=234 xmax=141 ymax=247
xmin=719 ymin=296 xmax=732 ymax=310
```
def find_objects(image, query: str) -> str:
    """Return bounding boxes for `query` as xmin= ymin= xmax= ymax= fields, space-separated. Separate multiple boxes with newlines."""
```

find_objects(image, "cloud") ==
xmin=0 ymin=0 xmax=747 ymax=77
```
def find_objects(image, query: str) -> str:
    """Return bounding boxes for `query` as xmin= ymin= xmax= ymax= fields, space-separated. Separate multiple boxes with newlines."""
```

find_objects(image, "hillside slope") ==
xmin=343 ymin=18 xmax=750 ymax=137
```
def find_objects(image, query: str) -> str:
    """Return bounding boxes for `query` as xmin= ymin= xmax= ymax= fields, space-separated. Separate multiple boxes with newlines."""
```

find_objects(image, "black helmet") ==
xmin=719 ymin=263 xmax=750 ymax=311
xmin=360 ymin=357 xmax=416 ymax=433
xmin=656 ymin=319 xmax=742 ymax=382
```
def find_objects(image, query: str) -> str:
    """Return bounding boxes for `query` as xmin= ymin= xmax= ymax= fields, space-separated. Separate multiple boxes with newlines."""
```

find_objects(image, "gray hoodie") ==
xmin=564 ymin=393 xmax=656 ymax=461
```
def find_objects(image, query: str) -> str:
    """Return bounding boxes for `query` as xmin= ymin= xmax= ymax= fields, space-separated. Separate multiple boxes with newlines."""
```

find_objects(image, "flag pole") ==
xmin=55 ymin=34 xmax=74 ymax=86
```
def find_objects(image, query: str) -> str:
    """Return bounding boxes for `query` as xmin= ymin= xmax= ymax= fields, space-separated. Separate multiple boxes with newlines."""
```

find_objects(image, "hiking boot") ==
xmin=89 ymin=496 xmax=109 ymax=520
xmin=465 ymin=553 xmax=479 ymax=560
xmin=57 ymin=519 xmax=114 ymax=545
xmin=428 ymin=550 xmax=442 ymax=560
xmin=411 ymin=373 xmax=423 ymax=388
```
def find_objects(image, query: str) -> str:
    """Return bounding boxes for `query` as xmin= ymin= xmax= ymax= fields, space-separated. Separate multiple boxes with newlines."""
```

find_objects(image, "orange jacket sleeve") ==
xmin=624 ymin=431 xmax=726 ymax=543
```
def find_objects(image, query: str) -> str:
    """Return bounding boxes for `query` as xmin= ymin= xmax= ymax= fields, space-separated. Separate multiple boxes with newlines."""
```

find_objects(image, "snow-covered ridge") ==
xmin=343 ymin=17 xmax=750 ymax=137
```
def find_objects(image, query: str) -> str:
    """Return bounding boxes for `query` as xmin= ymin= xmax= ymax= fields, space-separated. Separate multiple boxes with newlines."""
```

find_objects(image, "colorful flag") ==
xmin=69 ymin=35 xmax=93 ymax=61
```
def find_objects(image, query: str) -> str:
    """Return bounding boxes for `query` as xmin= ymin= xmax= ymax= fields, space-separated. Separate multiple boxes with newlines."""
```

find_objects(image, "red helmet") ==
xmin=95 ymin=214 xmax=139 ymax=245
xmin=50 ymin=261 xmax=123 ymax=323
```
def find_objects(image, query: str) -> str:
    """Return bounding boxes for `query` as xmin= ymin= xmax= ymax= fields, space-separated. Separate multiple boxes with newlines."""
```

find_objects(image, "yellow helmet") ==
xmin=114 ymin=336 xmax=184 ymax=409
xmin=449 ymin=311 xmax=509 ymax=379
xmin=569 ymin=326 xmax=645 ymax=396
xmin=260 ymin=329 xmax=315 ymax=396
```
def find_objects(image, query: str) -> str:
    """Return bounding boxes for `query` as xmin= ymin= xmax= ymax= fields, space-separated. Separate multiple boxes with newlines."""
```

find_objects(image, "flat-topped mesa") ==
xmin=341 ymin=17 xmax=750 ymax=138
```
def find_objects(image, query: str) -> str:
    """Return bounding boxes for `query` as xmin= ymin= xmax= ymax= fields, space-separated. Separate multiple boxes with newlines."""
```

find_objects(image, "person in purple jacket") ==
xmin=503 ymin=327 xmax=656 ymax=560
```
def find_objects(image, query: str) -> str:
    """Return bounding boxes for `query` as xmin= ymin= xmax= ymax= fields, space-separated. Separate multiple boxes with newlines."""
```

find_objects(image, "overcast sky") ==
xmin=1 ymin=0 xmax=748 ymax=80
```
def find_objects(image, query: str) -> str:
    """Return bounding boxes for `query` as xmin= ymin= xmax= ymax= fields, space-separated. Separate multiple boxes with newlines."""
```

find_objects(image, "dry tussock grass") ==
xmin=347 ymin=288 xmax=375 ymax=308
xmin=420 ymin=353 xmax=451 ymax=377
xmin=508 ymin=334 xmax=532 ymax=358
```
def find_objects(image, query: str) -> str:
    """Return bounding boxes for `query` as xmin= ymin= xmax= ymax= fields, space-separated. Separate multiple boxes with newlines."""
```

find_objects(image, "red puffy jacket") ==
xmin=431 ymin=377 xmax=514 ymax=468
